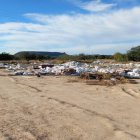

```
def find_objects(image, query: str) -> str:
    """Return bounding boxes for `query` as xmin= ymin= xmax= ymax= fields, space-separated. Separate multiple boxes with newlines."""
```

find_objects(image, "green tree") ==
xmin=0 ymin=52 xmax=14 ymax=60
xmin=127 ymin=46 xmax=140 ymax=61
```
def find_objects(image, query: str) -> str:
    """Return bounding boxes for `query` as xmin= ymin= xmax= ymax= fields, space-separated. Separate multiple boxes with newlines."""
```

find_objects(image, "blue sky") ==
xmin=0 ymin=0 xmax=140 ymax=54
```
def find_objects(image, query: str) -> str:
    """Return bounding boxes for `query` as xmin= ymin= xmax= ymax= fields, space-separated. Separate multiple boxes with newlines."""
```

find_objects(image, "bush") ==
xmin=113 ymin=52 xmax=128 ymax=62
xmin=0 ymin=52 xmax=14 ymax=60
xmin=127 ymin=46 xmax=140 ymax=61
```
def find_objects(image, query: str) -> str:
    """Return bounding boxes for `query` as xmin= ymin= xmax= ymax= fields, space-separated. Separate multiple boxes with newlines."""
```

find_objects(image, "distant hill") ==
xmin=15 ymin=51 xmax=67 ymax=58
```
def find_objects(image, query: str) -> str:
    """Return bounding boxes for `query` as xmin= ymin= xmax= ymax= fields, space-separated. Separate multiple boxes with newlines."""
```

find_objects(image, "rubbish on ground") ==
xmin=0 ymin=61 xmax=139 ymax=81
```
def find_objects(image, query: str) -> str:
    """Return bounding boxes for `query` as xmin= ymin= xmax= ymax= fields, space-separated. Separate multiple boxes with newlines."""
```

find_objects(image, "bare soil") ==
xmin=0 ymin=74 xmax=140 ymax=140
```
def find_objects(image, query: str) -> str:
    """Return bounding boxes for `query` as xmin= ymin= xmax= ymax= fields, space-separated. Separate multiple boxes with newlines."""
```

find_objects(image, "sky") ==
xmin=0 ymin=0 xmax=140 ymax=54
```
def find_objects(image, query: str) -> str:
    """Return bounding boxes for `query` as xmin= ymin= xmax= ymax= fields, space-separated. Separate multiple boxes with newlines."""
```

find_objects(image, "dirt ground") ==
xmin=0 ymin=74 xmax=140 ymax=140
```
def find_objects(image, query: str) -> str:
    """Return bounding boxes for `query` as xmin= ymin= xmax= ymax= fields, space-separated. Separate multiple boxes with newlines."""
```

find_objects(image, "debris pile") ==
xmin=0 ymin=63 xmax=8 ymax=69
xmin=80 ymin=72 xmax=130 ymax=86
xmin=1 ymin=61 xmax=140 ymax=79
xmin=122 ymin=69 xmax=140 ymax=79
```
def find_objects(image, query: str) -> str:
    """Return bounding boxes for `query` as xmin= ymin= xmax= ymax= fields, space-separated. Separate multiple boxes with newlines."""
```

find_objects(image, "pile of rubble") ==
xmin=80 ymin=72 xmax=134 ymax=86
xmin=1 ymin=61 xmax=140 ymax=79
xmin=0 ymin=63 xmax=9 ymax=69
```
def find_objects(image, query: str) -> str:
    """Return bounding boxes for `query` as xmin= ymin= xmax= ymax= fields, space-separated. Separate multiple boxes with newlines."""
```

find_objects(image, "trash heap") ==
xmin=6 ymin=63 xmax=35 ymax=76
xmin=0 ymin=63 xmax=9 ymax=69
xmin=120 ymin=69 xmax=140 ymax=79
xmin=1 ymin=61 xmax=140 ymax=79
xmin=39 ymin=61 xmax=90 ymax=75
xmin=38 ymin=61 xmax=140 ymax=79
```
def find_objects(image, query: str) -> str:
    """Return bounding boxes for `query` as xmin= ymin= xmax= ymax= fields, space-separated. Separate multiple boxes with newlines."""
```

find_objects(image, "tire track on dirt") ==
xmin=9 ymin=77 xmax=42 ymax=92
xmin=121 ymin=87 xmax=140 ymax=98
xmin=48 ymin=97 xmax=140 ymax=140
xmin=17 ymin=83 xmax=42 ymax=92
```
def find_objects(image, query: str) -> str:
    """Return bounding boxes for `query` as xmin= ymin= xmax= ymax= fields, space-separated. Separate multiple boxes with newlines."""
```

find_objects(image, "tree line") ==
xmin=0 ymin=46 xmax=140 ymax=61
xmin=0 ymin=52 xmax=51 ymax=61
xmin=113 ymin=46 xmax=140 ymax=62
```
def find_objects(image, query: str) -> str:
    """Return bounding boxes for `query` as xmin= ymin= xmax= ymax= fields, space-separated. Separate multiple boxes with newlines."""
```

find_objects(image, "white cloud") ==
xmin=113 ymin=0 xmax=138 ymax=3
xmin=0 ymin=6 xmax=140 ymax=54
xmin=71 ymin=0 xmax=116 ymax=12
